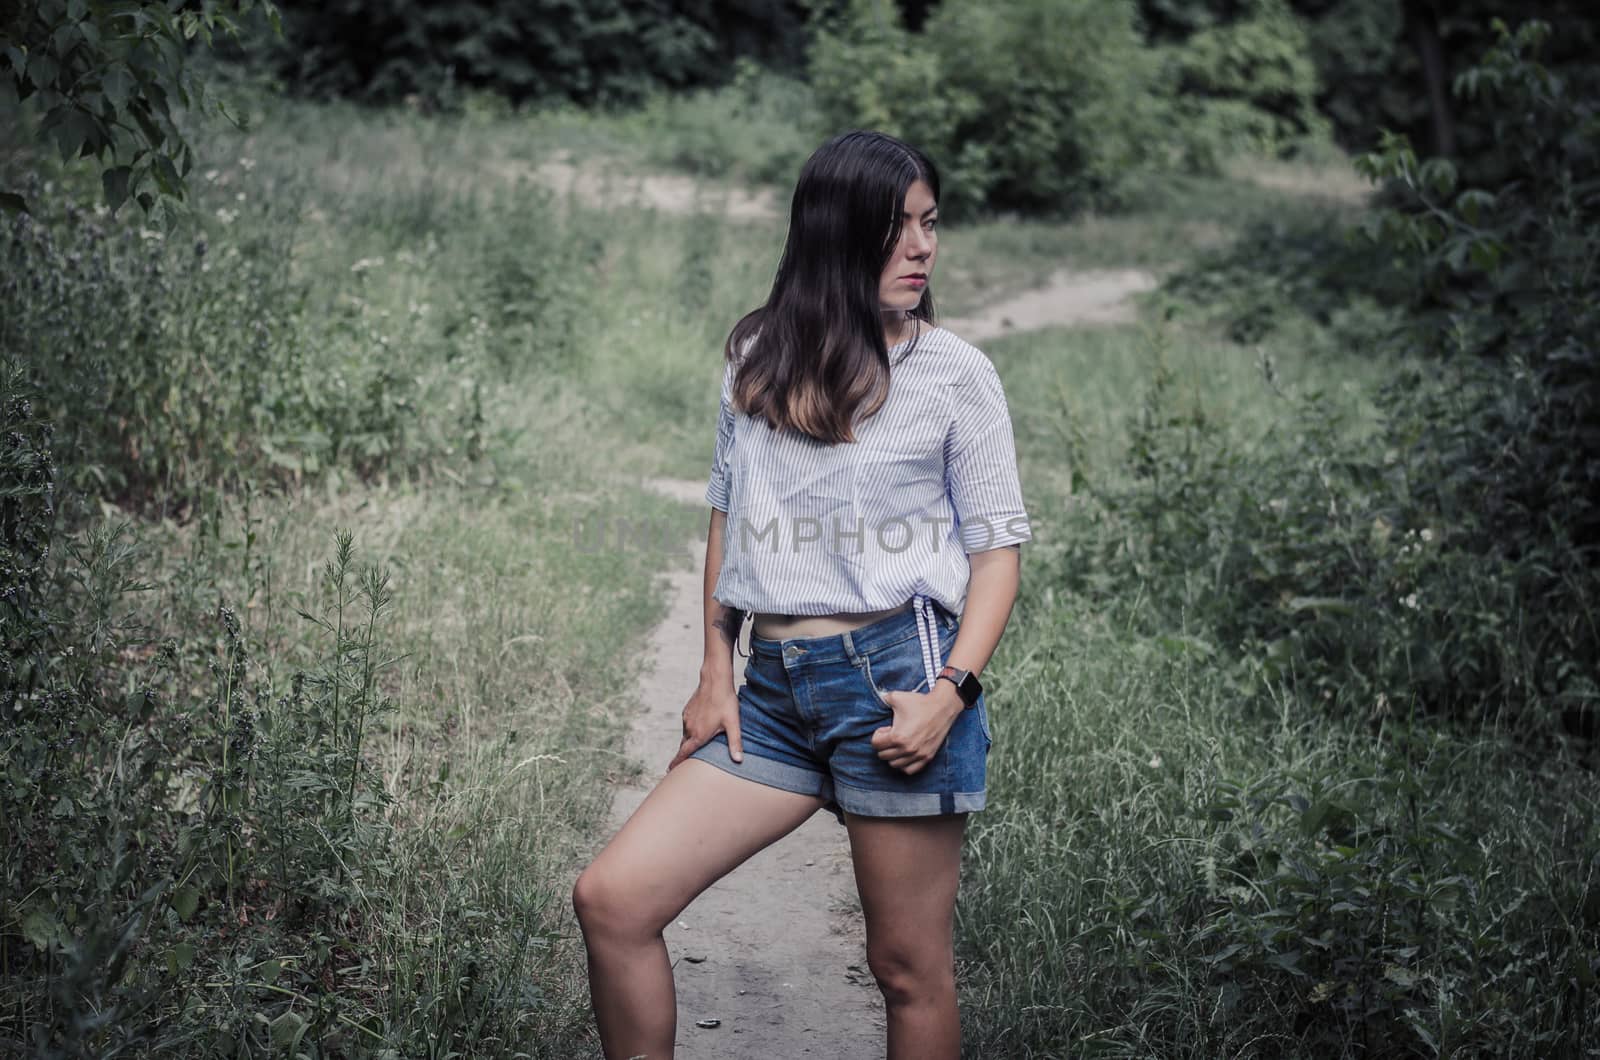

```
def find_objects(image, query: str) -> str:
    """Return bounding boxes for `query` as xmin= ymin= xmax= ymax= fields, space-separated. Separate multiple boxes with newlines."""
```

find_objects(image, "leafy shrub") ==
xmin=1354 ymin=18 xmax=1599 ymax=723
xmin=1160 ymin=205 xmax=1406 ymax=344
xmin=0 ymin=179 xmax=486 ymax=510
xmin=1061 ymin=331 xmax=1597 ymax=735
xmin=955 ymin=597 xmax=1599 ymax=1056
xmin=809 ymin=0 xmax=1171 ymax=216
xmin=236 ymin=0 xmax=809 ymax=109
xmin=1184 ymin=737 xmax=1600 ymax=1055
xmin=1164 ymin=0 xmax=1329 ymax=163
xmin=634 ymin=58 xmax=819 ymax=186
xmin=1138 ymin=0 xmax=1258 ymax=40
xmin=0 ymin=379 xmax=401 ymax=1052
xmin=1 ymin=408 xmax=549 ymax=1054
xmin=806 ymin=0 xmax=984 ymax=211
xmin=1098 ymin=21 xmax=1599 ymax=735
xmin=0 ymin=0 xmax=279 ymax=217
xmin=1297 ymin=0 xmax=1406 ymax=150
xmin=1306 ymin=0 xmax=1600 ymax=169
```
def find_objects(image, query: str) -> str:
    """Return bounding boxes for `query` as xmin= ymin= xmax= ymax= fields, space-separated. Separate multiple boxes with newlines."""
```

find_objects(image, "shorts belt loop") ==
xmin=913 ymin=593 xmax=942 ymax=690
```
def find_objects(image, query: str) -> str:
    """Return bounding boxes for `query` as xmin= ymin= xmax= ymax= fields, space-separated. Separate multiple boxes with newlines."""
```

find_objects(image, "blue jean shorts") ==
xmin=688 ymin=599 xmax=992 ymax=827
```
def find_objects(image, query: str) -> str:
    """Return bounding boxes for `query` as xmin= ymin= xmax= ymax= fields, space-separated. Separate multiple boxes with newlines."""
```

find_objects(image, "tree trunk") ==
xmin=1405 ymin=0 xmax=1456 ymax=156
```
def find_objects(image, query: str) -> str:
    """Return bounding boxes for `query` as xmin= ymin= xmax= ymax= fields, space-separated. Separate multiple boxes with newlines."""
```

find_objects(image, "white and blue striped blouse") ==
xmin=705 ymin=325 xmax=1032 ymax=684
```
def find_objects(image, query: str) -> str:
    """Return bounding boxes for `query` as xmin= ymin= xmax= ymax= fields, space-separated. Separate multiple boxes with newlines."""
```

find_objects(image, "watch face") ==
xmin=958 ymin=672 xmax=981 ymax=707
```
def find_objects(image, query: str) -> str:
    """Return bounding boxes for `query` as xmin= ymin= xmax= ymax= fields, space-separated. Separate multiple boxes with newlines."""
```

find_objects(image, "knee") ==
xmin=571 ymin=866 xmax=608 ymax=929
xmin=866 ymin=939 xmax=955 ymax=1008
xmin=572 ymin=865 xmax=652 ymax=940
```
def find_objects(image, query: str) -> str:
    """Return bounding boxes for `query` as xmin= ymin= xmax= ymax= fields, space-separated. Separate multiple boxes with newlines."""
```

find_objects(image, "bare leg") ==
xmin=844 ymin=811 xmax=968 ymax=1060
xmin=572 ymin=759 xmax=826 ymax=1059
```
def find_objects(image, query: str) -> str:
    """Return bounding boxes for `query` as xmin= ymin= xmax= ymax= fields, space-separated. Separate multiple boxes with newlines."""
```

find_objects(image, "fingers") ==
xmin=667 ymin=734 xmax=696 ymax=772
xmin=872 ymin=735 xmax=927 ymax=773
xmin=669 ymin=703 xmax=743 ymax=771
xmin=871 ymin=722 xmax=936 ymax=774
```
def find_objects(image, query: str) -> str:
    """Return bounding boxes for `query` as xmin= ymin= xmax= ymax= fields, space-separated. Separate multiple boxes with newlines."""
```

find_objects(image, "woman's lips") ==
xmin=902 ymin=276 xmax=926 ymax=287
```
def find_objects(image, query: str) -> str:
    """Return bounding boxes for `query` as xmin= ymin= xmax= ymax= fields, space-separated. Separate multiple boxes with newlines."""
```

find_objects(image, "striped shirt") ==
xmin=705 ymin=325 xmax=1032 ymax=684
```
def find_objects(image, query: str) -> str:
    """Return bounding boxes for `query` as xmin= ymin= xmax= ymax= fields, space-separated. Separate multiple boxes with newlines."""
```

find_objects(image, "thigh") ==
xmin=580 ymin=758 xmax=825 ymax=932
xmin=844 ymin=811 xmax=967 ymax=962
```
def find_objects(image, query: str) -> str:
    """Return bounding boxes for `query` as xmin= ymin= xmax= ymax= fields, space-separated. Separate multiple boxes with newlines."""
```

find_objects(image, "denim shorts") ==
xmin=688 ymin=599 xmax=992 ymax=827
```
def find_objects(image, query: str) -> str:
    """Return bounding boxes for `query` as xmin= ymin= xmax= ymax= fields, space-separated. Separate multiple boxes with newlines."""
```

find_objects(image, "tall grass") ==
xmin=955 ymin=316 xmax=1600 ymax=1055
xmin=1 ymin=93 xmax=723 ymax=1055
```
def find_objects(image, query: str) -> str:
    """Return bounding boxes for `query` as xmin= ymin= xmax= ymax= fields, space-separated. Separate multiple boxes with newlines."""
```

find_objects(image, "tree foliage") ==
xmin=1357 ymin=17 xmax=1600 ymax=566
xmin=237 ymin=0 xmax=812 ymax=108
xmin=1113 ymin=18 xmax=1599 ymax=735
xmin=1163 ymin=0 xmax=1327 ymax=159
xmin=1138 ymin=0 xmax=1600 ymax=163
xmin=810 ymin=0 xmax=1167 ymax=216
xmin=0 ymin=0 xmax=279 ymax=218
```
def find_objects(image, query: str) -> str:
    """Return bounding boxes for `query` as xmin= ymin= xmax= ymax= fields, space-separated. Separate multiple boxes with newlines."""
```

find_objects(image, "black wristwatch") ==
xmin=936 ymin=665 xmax=982 ymax=708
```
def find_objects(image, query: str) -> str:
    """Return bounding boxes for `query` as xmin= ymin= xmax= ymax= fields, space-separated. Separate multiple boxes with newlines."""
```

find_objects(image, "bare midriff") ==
xmin=750 ymin=600 xmax=912 ymax=640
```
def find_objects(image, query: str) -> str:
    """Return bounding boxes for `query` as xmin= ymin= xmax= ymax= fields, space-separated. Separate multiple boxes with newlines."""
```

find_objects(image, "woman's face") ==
xmin=878 ymin=178 xmax=938 ymax=319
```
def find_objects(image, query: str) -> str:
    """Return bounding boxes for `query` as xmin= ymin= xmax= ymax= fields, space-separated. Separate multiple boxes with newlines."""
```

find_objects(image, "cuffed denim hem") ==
xmin=688 ymin=733 xmax=834 ymax=800
xmin=832 ymin=779 xmax=986 ymax=818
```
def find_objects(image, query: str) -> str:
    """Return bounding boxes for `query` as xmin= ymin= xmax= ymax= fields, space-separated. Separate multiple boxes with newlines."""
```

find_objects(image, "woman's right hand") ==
xmin=668 ymin=679 xmax=743 ymax=770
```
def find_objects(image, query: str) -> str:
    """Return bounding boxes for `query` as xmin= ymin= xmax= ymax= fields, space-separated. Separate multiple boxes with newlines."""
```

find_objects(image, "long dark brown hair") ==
xmin=723 ymin=129 xmax=940 ymax=445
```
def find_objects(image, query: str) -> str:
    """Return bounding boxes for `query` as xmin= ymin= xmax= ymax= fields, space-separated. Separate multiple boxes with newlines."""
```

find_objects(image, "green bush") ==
xmin=1355 ymin=19 xmax=1599 ymax=725
xmin=634 ymin=58 xmax=819 ymax=186
xmin=808 ymin=0 xmax=1171 ymax=216
xmin=1184 ymin=738 xmax=1600 ymax=1054
xmin=1105 ymin=21 xmax=1599 ymax=735
xmin=0 ymin=184 xmax=444 ymax=509
xmin=1165 ymin=0 xmax=1328 ymax=163
xmin=2 ymin=366 xmax=396 ymax=1052
xmin=807 ymin=0 xmax=983 ymax=209
xmin=1160 ymin=205 xmax=1406 ymax=344
xmin=955 ymin=588 xmax=1600 ymax=1055
xmin=1299 ymin=0 xmax=1600 ymax=163
xmin=0 ymin=0 xmax=279 ymax=218
xmin=236 ymin=0 xmax=809 ymax=109
xmin=1061 ymin=331 xmax=1596 ymax=734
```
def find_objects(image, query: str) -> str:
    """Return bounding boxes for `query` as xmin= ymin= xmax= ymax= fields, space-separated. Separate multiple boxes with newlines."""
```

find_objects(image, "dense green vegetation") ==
xmin=2 ymin=1 xmax=1596 ymax=1056
xmin=231 ymin=0 xmax=810 ymax=109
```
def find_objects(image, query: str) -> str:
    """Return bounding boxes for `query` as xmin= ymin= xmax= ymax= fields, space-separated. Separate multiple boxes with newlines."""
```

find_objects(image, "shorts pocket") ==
xmin=858 ymin=637 xmax=932 ymax=711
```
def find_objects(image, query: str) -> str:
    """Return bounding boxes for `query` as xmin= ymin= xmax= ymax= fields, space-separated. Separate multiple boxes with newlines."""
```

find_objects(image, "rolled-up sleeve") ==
xmin=945 ymin=360 xmax=1032 ymax=553
xmin=704 ymin=361 xmax=736 ymax=512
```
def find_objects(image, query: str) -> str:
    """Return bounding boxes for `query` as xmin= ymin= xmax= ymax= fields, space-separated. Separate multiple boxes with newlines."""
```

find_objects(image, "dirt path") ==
xmin=941 ymin=267 xmax=1158 ymax=339
xmin=602 ymin=476 xmax=883 ymax=1058
xmin=517 ymin=152 xmax=1157 ymax=337
xmin=508 ymin=150 xmax=782 ymax=222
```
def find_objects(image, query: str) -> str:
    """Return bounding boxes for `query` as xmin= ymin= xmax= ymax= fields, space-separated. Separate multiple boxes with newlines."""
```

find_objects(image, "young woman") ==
xmin=572 ymin=129 xmax=1031 ymax=1060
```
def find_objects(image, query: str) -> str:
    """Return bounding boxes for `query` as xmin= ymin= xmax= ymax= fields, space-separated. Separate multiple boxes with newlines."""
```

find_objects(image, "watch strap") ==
xmin=937 ymin=665 xmax=981 ymax=708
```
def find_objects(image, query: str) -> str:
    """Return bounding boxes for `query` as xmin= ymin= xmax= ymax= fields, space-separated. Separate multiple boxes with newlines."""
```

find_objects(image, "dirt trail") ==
xmin=509 ymin=150 xmax=782 ymax=222
xmin=601 ymin=476 xmax=883 ymax=1058
xmin=515 ymin=153 xmax=1157 ymax=335
xmin=942 ymin=267 xmax=1158 ymax=338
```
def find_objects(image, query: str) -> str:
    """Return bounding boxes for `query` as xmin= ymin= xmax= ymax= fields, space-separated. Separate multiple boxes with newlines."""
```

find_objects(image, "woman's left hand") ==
xmin=870 ymin=685 xmax=963 ymax=774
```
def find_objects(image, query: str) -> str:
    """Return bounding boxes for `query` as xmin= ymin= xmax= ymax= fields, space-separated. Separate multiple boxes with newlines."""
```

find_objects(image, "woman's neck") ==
xmin=884 ymin=314 xmax=921 ymax=348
